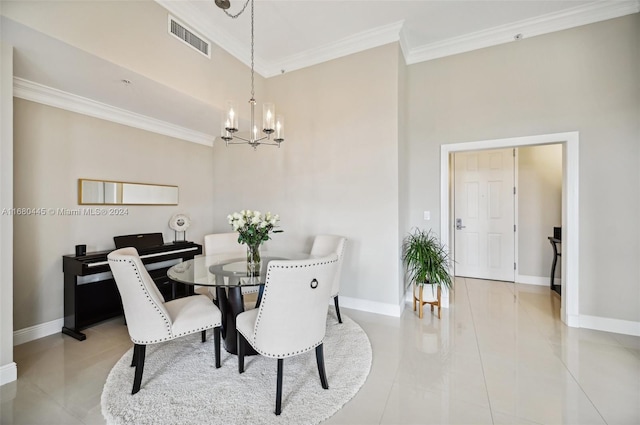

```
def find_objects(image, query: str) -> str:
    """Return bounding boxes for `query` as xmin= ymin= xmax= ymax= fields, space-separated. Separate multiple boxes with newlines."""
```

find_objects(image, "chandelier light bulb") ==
xmin=274 ymin=115 xmax=284 ymax=142
xmin=263 ymin=103 xmax=275 ymax=133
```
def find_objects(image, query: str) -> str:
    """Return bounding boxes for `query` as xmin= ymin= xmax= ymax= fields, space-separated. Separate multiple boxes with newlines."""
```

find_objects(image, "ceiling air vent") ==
xmin=168 ymin=16 xmax=211 ymax=58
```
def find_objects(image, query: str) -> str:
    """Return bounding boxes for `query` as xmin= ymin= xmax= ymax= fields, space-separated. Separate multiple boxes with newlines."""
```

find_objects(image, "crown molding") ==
xmin=264 ymin=20 xmax=404 ymax=77
xmin=156 ymin=0 xmax=401 ymax=78
xmin=157 ymin=1 xmax=639 ymax=74
xmin=405 ymin=0 xmax=640 ymax=64
xmin=13 ymin=78 xmax=215 ymax=146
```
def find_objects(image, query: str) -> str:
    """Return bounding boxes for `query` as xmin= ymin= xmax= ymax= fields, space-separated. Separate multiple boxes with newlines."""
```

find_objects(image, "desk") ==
xmin=167 ymin=250 xmax=312 ymax=354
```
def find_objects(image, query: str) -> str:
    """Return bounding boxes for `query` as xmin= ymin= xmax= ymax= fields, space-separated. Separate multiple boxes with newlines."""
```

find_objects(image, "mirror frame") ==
xmin=78 ymin=179 xmax=179 ymax=206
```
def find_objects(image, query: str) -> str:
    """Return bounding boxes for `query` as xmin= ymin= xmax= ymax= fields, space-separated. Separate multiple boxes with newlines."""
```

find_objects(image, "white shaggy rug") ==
xmin=101 ymin=309 xmax=372 ymax=425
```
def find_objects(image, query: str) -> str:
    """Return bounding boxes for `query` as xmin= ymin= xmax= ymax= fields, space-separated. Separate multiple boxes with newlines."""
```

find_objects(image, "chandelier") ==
xmin=216 ymin=0 xmax=284 ymax=149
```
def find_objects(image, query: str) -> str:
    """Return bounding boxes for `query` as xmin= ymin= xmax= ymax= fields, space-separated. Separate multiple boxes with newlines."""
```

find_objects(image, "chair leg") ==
xmin=315 ymin=343 xmax=329 ymax=389
xmin=132 ymin=344 xmax=146 ymax=395
xmin=214 ymin=327 xmax=221 ymax=369
xmin=201 ymin=329 xmax=207 ymax=343
xmin=275 ymin=358 xmax=284 ymax=416
xmin=333 ymin=295 xmax=343 ymax=324
xmin=237 ymin=333 xmax=245 ymax=373
xmin=130 ymin=345 xmax=136 ymax=367
xmin=255 ymin=285 xmax=264 ymax=308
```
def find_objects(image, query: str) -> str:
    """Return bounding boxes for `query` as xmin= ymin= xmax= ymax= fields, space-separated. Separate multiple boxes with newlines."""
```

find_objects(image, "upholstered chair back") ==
xmin=204 ymin=232 xmax=244 ymax=255
xmin=310 ymin=235 xmax=347 ymax=297
xmin=107 ymin=247 xmax=173 ymax=344
xmin=251 ymin=255 xmax=338 ymax=358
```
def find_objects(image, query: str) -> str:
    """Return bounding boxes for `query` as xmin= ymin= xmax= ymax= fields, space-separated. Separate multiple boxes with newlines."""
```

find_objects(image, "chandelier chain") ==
xmin=223 ymin=0 xmax=250 ymax=19
xmin=251 ymin=0 xmax=254 ymax=99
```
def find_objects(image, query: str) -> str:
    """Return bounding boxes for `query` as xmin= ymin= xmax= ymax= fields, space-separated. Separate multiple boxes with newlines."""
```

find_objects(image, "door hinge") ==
xmin=513 ymin=148 xmax=516 ymax=157
xmin=513 ymin=186 xmax=516 ymax=195
xmin=514 ymin=262 xmax=516 ymax=270
xmin=514 ymin=224 xmax=516 ymax=232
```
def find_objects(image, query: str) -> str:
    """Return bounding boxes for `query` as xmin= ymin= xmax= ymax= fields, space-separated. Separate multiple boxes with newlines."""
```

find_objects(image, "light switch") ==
xmin=424 ymin=211 xmax=431 ymax=220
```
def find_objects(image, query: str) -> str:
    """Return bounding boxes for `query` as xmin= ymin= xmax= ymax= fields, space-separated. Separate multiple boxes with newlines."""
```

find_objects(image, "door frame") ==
xmin=440 ymin=132 xmax=579 ymax=328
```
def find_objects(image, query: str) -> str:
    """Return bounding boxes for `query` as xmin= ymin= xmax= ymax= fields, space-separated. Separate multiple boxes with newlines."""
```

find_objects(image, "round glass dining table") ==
xmin=167 ymin=250 xmax=314 ymax=354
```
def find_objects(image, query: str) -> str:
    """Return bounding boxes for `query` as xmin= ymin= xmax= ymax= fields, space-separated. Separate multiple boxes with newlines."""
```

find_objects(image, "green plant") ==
xmin=402 ymin=228 xmax=453 ymax=289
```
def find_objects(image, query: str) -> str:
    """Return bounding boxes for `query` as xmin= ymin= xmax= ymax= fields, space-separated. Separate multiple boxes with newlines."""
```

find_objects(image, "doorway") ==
xmin=440 ymin=132 xmax=579 ymax=328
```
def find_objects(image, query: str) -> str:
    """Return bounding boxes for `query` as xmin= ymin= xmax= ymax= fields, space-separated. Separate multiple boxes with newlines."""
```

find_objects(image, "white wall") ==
xmin=517 ymin=144 xmax=562 ymax=281
xmin=11 ymin=99 xmax=216 ymax=329
xmin=0 ymin=41 xmax=16 ymax=384
xmin=211 ymin=43 xmax=403 ymax=312
xmin=405 ymin=15 xmax=640 ymax=323
xmin=2 ymin=2 xmax=639 ymax=337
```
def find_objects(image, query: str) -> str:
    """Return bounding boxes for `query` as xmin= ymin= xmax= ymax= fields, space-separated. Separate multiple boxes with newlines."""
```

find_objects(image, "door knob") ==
xmin=456 ymin=218 xmax=466 ymax=230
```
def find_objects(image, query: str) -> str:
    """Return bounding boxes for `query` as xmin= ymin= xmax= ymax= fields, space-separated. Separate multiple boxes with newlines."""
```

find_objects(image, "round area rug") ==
xmin=101 ymin=309 xmax=371 ymax=425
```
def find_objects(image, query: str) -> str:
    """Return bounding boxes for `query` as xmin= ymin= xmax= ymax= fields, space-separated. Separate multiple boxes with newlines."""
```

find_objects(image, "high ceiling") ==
xmin=5 ymin=1 xmax=639 ymax=145
xmin=158 ymin=0 xmax=639 ymax=76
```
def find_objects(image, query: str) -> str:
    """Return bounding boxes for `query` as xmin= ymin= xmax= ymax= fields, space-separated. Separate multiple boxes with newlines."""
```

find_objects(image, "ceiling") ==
xmin=158 ymin=0 xmax=640 ymax=77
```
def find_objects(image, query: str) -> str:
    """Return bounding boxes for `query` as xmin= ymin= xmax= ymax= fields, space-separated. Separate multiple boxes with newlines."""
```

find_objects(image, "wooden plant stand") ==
xmin=413 ymin=283 xmax=441 ymax=319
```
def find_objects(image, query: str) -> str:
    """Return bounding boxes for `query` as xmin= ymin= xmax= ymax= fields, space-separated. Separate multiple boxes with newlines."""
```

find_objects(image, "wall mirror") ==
xmin=78 ymin=179 xmax=179 ymax=205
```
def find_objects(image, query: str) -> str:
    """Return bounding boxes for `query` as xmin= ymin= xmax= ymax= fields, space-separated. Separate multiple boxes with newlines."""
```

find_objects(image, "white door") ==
xmin=454 ymin=149 xmax=515 ymax=281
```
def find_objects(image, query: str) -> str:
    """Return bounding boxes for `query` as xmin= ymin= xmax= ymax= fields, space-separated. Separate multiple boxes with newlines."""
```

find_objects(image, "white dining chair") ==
xmin=108 ymin=247 xmax=222 ymax=394
xmin=310 ymin=234 xmax=347 ymax=323
xmin=203 ymin=232 xmax=261 ymax=300
xmin=235 ymin=255 xmax=339 ymax=415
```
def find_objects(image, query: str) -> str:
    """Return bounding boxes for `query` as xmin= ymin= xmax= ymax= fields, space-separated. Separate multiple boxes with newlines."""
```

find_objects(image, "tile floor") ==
xmin=2 ymin=278 xmax=640 ymax=424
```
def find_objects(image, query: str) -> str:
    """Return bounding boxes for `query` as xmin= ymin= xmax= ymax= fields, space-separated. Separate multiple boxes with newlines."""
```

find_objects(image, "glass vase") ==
xmin=246 ymin=243 xmax=261 ymax=277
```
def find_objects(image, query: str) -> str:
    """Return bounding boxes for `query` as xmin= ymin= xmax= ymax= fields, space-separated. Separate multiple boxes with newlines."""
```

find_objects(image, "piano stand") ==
xmin=62 ymin=327 xmax=87 ymax=341
xmin=62 ymin=241 xmax=202 ymax=340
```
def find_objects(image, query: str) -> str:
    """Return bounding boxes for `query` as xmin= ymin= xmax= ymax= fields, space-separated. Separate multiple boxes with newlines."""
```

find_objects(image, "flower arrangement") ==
xmin=227 ymin=210 xmax=280 ymax=247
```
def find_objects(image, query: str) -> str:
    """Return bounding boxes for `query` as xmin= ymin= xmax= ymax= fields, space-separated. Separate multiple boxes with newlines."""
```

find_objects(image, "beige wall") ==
xmin=397 ymin=44 xmax=409 ymax=300
xmin=406 ymin=15 xmax=640 ymax=322
xmin=12 ymin=99 xmax=216 ymax=329
xmin=211 ymin=43 xmax=402 ymax=307
xmin=517 ymin=144 xmax=562 ymax=279
xmin=1 ymin=42 xmax=15 ymax=377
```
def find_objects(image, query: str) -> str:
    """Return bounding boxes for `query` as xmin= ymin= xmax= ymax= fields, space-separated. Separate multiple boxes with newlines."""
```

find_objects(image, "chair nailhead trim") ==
xmin=246 ymin=257 xmax=338 ymax=357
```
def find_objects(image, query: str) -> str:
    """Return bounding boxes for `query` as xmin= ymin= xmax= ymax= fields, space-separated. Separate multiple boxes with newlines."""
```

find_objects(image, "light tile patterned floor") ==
xmin=2 ymin=278 xmax=639 ymax=424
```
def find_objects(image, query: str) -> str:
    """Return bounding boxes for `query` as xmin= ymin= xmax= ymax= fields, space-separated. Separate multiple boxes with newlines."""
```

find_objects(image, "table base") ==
xmin=216 ymin=286 xmax=258 ymax=356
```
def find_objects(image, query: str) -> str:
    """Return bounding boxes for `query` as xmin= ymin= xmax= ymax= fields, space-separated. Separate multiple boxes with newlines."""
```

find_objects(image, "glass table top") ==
xmin=167 ymin=250 xmax=314 ymax=287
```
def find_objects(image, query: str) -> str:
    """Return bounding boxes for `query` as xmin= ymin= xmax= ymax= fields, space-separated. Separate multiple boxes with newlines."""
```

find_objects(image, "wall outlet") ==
xmin=424 ymin=211 xmax=431 ymax=220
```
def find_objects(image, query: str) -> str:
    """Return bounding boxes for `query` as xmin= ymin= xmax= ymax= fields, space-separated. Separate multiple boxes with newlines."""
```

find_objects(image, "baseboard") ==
xmin=516 ymin=274 xmax=560 ymax=286
xmin=13 ymin=318 xmax=64 ymax=346
xmin=0 ymin=362 xmax=17 ymax=385
xmin=579 ymin=315 xmax=640 ymax=337
xmin=338 ymin=295 xmax=402 ymax=317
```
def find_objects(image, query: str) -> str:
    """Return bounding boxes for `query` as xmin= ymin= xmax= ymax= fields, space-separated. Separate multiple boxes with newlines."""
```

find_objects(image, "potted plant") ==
xmin=402 ymin=228 xmax=453 ymax=319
